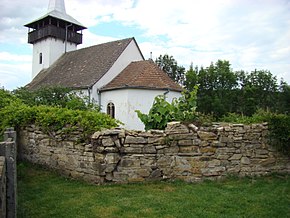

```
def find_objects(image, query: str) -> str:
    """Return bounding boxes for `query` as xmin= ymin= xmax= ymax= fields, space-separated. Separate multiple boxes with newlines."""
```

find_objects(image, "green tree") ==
xmin=184 ymin=60 xmax=288 ymax=118
xmin=185 ymin=60 xmax=238 ymax=118
xmin=278 ymin=81 xmax=290 ymax=114
xmin=155 ymin=54 xmax=185 ymax=85
xmin=13 ymin=86 xmax=99 ymax=111
xmin=236 ymin=69 xmax=279 ymax=115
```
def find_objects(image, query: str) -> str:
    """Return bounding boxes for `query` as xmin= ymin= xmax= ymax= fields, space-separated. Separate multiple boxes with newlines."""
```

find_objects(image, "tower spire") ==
xmin=48 ymin=0 xmax=66 ymax=13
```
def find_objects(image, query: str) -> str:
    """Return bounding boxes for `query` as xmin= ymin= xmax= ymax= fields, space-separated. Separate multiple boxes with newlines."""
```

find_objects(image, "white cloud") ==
xmin=0 ymin=52 xmax=31 ymax=62
xmin=80 ymin=30 xmax=118 ymax=49
xmin=0 ymin=52 xmax=31 ymax=90
xmin=0 ymin=0 xmax=290 ymax=90
xmin=0 ymin=62 xmax=31 ymax=90
xmin=66 ymin=0 xmax=134 ymax=27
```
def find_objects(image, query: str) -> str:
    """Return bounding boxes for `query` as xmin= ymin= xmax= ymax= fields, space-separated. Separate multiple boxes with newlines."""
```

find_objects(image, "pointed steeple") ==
xmin=48 ymin=0 xmax=66 ymax=13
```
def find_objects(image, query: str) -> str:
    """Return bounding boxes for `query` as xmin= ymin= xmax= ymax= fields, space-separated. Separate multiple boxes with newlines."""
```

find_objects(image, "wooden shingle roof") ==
xmin=100 ymin=60 xmax=183 ymax=92
xmin=27 ymin=37 xmax=139 ymax=90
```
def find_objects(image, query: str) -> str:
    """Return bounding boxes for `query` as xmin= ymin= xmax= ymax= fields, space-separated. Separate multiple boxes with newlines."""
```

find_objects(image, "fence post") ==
xmin=0 ymin=156 xmax=6 ymax=217
xmin=0 ymin=128 xmax=17 ymax=218
xmin=3 ymin=128 xmax=16 ymax=142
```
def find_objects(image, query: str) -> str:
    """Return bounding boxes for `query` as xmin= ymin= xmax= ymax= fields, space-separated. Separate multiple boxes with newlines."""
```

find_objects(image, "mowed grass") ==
xmin=18 ymin=162 xmax=290 ymax=218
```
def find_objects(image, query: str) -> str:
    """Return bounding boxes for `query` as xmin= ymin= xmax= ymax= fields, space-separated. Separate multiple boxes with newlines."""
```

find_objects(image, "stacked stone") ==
xmin=19 ymin=122 xmax=290 ymax=184
xmin=19 ymin=125 xmax=104 ymax=183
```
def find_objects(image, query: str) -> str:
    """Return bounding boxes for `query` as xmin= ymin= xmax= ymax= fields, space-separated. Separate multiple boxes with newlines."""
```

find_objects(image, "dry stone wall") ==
xmin=18 ymin=122 xmax=290 ymax=184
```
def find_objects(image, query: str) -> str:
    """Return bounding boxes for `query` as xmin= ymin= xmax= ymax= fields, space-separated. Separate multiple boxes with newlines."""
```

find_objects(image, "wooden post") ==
xmin=0 ymin=128 xmax=17 ymax=218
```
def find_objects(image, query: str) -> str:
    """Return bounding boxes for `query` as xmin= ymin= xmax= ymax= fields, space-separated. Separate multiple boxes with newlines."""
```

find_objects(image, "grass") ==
xmin=18 ymin=162 xmax=290 ymax=218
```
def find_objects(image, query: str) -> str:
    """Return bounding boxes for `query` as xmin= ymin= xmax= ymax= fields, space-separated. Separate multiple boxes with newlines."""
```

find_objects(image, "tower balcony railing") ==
xmin=28 ymin=25 xmax=83 ymax=44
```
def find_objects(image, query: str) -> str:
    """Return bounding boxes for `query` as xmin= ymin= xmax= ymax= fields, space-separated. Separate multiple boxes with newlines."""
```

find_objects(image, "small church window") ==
xmin=107 ymin=102 xmax=115 ymax=118
xmin=39 ymin=53 xmax=43 ymax=64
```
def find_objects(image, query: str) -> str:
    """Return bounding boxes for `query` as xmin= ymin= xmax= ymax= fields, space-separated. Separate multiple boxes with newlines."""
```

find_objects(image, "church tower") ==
xmin=25 ymin=0 xmax=86 ymax=79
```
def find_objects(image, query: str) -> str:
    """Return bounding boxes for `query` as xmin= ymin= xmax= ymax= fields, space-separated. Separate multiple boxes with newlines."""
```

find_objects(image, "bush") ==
xmin=268 ymin=114 xmax=290 ymax=156
xmin=0 ymin=89 xmax=21 ymax=109
xmin=0 ymin=103 xmax=119 ymax=141
xmin=136 ymin=86 xmax=200 ymax=130
xmin=0 ymin=87 xmax=120 ymax=141
xmin=13 ymin=86 xmax=99 ymax=111
xmin=136 ymin=95 xmax=175 ymax=130
xmin=220 ymin=109 xmax=274 ymax=124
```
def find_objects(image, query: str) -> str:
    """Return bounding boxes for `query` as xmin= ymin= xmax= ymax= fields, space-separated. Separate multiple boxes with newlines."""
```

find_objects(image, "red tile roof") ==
xmin=100 ymin=60 xmax=183 ymax=92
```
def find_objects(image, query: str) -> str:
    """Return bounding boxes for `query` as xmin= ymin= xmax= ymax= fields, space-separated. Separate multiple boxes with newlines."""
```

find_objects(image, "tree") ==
xmin=236 ymin=69 xmax=279 ymax=115
xmin=185 ymin=60 xmax=238 ymax=118
xmin=184 ymin=63 xmax=198 ymax=92
xmin=184 ymin=59 xmax=289 ymax=118
xmin=155 ymin=54 xmax=185 ymax=85
xmin=278 ymin=81 xmax=290 ymax=114
xmin=13 ymin=86 xmax=99 ymax=111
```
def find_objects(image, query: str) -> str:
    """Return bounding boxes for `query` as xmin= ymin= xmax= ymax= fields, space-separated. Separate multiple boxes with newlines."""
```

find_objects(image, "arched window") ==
xmin=39 ymin=53 xmax=43 ymax=64
xmin=107 ymin=102 xmax=115 ymax=118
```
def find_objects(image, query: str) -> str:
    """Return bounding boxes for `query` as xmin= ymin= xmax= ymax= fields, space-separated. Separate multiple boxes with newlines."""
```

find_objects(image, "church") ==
xmin=25 ymin=0 xmax=182 ymax=130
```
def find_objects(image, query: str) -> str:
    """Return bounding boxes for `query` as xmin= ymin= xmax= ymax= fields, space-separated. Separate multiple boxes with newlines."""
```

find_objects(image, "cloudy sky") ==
xmin=0 ymin=0 xmax=289 ymax=90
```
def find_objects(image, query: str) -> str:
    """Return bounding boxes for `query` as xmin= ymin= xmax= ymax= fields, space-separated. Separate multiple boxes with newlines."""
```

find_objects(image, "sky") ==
xmin=0 ymin=0 xmax=290 ymax=90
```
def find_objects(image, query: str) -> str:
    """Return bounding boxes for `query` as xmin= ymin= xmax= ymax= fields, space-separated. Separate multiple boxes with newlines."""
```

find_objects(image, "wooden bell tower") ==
xmin=24 ymin=0 xmax=86 ymax=79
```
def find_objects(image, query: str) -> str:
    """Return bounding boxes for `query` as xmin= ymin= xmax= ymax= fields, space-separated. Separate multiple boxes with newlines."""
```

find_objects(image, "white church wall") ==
xmin=100 ymin=89 xmax=129 ymax=126
xmin=100 ymin=88 xmax=182 ymax=130
xmin=91 ymin=40 xmax=144 ymax=97
xmin=32 ymin=38 xmax=77 ymax=79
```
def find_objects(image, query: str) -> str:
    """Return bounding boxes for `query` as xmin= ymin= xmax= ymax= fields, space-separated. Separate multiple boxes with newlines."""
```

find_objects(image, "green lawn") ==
xmin=17 ymin=162 xmax=290 ymax=218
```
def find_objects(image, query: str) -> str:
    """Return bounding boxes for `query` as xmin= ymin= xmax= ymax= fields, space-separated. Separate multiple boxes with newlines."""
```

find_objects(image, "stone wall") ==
xmin=18 ymin=122 xmax=290 ymax=184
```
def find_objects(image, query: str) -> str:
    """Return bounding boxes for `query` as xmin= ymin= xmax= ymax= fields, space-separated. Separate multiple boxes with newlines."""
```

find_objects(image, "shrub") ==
xmin=220 ymin=109 xmax=274 ymax=124
xmin=268 ymin=114 xmax=290 ymax=156
xmin=136 ymin=86 xmax=200 ymax=130
xmin=13 ymin=86 xmax=99 ymax=111
xmin=0 ymin=93 xmax=119 ymax=141
xmin=136 ymin=95 xmax=175 ymax=130
xmin=0 ymin=89 xmax=21 ymax=109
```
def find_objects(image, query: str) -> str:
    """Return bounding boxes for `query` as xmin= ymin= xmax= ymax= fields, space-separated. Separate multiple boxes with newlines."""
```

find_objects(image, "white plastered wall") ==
xmin=32 ymin=38 xmax=77 ymax=79
xmin=90 ymin=39 xmax=144 ymax=101
xmin=100 ymin=88 xmax=182 ymax=130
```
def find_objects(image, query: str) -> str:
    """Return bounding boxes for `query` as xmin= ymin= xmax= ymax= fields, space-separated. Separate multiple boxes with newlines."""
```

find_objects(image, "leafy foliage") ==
xmin=185 ymin=60 xmax=238 ymax=118
xmin=268 ymin=114 xmax=290 ymax=156
xmin=0 ymin=87 xmax=119 ymax=141
xmin=0 ymin=102 xmax=119 ymax=141
xmin=155 ymin=54 xmax=186 ymax=85
xmin=13 ymin=86 xmax=99 ymax=111
xmin=184 ymin=60 xmax=289 ymax=118
xmin=0 ymin=88 xmax=21 ymax=109
xmin=136 ymin=86 xmax=199 ymax=130
xmin=221 ymin=109 xmax=274 ymax=124
xmin=136 ymin=95 xmax=175 ymax=130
